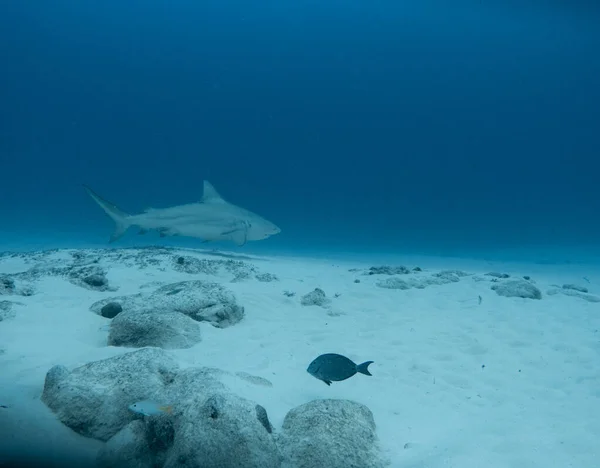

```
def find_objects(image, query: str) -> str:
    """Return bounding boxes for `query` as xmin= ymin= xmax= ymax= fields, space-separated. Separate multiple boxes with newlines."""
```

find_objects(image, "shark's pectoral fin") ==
xmin=230 ymin=229 xmax=247 ymax=246
xmin=220 ymin=221 xmax=250 ymax=246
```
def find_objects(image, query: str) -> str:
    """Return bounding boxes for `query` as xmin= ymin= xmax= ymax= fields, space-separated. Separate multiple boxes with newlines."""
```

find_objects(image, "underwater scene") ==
xmin=1 ymin=1 xmax=599 ymax=467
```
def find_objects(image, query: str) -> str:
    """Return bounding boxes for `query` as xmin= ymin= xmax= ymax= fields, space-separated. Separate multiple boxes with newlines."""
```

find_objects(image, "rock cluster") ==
xmin=41 ymin=348 xmax=386 ymax=468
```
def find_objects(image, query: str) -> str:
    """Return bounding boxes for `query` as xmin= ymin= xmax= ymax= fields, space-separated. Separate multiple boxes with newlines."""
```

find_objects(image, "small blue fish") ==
xmin=128 ymin=400 xmax=173 ymax=417
xmin=307 ymin=353 xmax=374 ymax=386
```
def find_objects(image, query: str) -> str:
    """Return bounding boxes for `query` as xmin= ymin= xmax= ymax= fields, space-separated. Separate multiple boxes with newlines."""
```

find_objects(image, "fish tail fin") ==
xmin=357 ymin=361 xmax=374 ymax=376
xmin=83 ymin=185 xmax=132 ymax=242
xmin=160 ymin=405 xmax=174 ymax=414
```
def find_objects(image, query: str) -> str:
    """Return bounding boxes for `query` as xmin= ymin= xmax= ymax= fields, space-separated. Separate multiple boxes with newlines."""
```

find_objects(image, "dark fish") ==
xmin=307 ymin=353 xmax=374 ymax=386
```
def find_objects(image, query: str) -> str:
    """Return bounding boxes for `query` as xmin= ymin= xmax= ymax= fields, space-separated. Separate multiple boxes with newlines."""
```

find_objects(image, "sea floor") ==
xmin=0 ymin=246 xmax=599 ymax=467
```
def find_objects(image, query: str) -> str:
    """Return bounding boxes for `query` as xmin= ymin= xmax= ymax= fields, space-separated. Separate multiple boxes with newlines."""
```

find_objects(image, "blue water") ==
xmin=1 ymin=1 xmax=599 ymax=261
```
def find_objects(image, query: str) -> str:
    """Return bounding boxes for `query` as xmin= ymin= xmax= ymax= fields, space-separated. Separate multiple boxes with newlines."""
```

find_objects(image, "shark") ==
xmin=84 ymin=181 xmax=281 ymax=246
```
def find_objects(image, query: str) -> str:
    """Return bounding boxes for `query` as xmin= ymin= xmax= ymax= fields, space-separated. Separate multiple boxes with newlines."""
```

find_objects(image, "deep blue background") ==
xmin=1 ymin=0 xmax=599 ymax=258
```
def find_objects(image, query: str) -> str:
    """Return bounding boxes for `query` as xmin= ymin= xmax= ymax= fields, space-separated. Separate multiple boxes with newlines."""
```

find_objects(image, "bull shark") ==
xmin=83 ymin=181 xmax=281 ymax=246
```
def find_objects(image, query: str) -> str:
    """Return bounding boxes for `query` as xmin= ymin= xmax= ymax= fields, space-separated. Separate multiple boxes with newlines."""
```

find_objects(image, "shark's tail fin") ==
xmin=83 ymin=185 xmax=132 ymax=242
xmin=356 ymin=361 xmax=374 ymax=376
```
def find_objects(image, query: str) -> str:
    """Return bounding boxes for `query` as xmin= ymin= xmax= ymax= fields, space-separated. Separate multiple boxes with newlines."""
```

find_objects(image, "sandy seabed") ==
xmin=0 ymin=246 xmax=599 ymax=467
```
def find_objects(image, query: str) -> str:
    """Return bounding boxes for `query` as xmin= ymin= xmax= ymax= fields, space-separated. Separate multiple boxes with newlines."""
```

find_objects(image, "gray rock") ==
xmin=95 ymin=364 xmax=280 ymax=468
xmin=101 ymin=302 xmax=123 ymax=319
xmin=159 ymin=393 xmax=280 ymax=468
xmin=0 ymin=276 xmax=15 ymax=294
xmin=547 ymin=288 xmax=600 ymax=302
xmin=278 ymin=399 xmax=385 ymax=468
xmin=300 ymin=288 xmax=330 ymax=307
xmin=41 ymin=348 xmax=179 ymax=441
xmin=0 ymin=300 xmax=17 ymax=321
xmin=376 ymin=277 xmax=411 ymax=290
xmin=68 ymin=266 xmax=114 ymax=291
xmin=90 ymin=280 xmax=244 ymax=328
xmin=42 ymin=346 xmax=281 ymax=468
xmin=492 ymin=280 xmax=542 ymax=300
xmin=562 ymin=284 xmax=588 ymax=293
xmin=171 ymin=255 xmax=258 ymax=281
xmin=256 ymin=273 xmax=279 ymax=282
xmin=83 ymin=274 xmax=108 ymax=288
xmin=108 ymin=310 xmax=203 ymax=349
xmin=96 ymin=420 xmax=154 ymax=468
xmin=172 ymin=256 xmax=220 ymax=275
xmin=367 ymin=266 xmax=410 ymax=275
xmin=435 ymin=270 xmax=469 ymax=279
xmin=0 ymin=275 xmax=33 ymax=296
xmin=485 ymin=272 xmax=510 ymax=279
xmin=377 ymin=270 xmax=467 ymax=290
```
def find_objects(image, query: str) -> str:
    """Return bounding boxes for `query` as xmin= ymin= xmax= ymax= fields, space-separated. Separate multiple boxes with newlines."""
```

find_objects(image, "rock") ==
xmin=95 ymin=364 xmax=280 ymax=468
xmin=68 ymin=266 xmax=114 ymax=291
xmin=42 ymin=346 xmax=281 ymax=468
xmin=376 ymin=278 xmax=411 ymax=290
xmin=96 ymin=420 xmax=155 ymax=468
xmin=41 ymin=348 xmax=179 ymax=441
xmin=376 ymin=270 xmax=467 ymax=290
xmin=171 ymin=255 xmax=257 ymax=281
xmin=158 ymin=393 xmax=280 ymax=468
xmin=436 ymin=269 xmax=469 ymax=279
xmin=83 ymin=274 xmax=108 ymax=288
xmin=300 ymin=288 xmax=330 ymax=307
xmin=367 ymin=266 xmax=410 ymax=275
xmin=492 ymin=280 xmax=542 ymax=300
xmin=0 ymin=276 xmax=15 ymax=294
xmin=485 ymin=272 xmax=510 ymax=279
xmin=256 ymin=273 xmax=278 ymax=282
xmin=108 ymin=310 xmax=203 ymax=349
xmin=171 ymin=256 xmax=220 ymax=275
xmin=0 ymin=275 xmax=33 ymax=296
xmin=90 ymin=280 xmax=244 ymax=329
xmin=101 ymin=302 xmax=123 ymax=319
xmin=231 ymin=269 xmax=254 ymax=282
xmin=547 ymin=288 xmax=600 ymax=302
xmin=562 ymin=284 xmax=588 ymax=293
xmin=0 ymin=300 xmax=17 ymax=321
xmin=278 ymin=399 xmax=385 ymax=468
xmin=154 ymin=281 xmax=244 ymax=327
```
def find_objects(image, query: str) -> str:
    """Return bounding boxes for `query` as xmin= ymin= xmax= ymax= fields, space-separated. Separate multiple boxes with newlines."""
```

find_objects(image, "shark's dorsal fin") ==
xmin=201 ymin=181 xmax=226 ymax=204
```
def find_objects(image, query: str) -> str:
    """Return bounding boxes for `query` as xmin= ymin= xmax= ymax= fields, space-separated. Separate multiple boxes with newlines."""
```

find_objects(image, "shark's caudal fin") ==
xmin=356 ymin=361 xmax=374 ymax=376
xmin=83 ymin=185 xmax=132 ymax=242
xmin=201 ymin=181 xmax=227 ymax=203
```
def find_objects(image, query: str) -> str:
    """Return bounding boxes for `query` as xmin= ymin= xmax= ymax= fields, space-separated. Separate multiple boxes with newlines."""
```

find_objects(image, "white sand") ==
xmin=1 ymin=247 xmax=599 ymax=467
